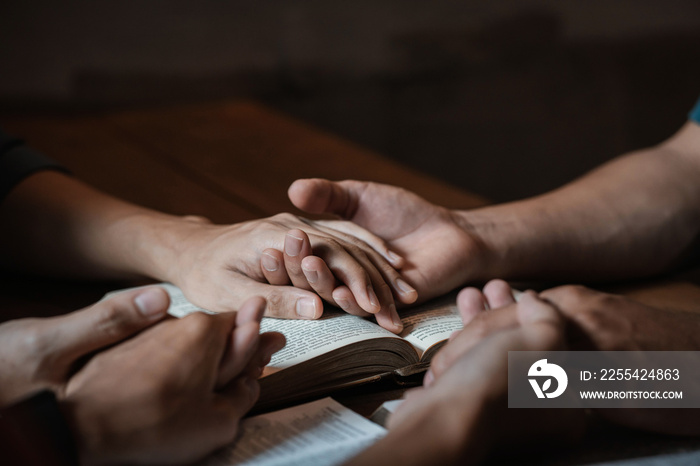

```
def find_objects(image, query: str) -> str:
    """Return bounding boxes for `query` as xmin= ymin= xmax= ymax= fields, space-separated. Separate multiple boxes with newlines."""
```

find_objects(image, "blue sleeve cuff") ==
xmin=689 ymin=97 xmax=700 ymax=124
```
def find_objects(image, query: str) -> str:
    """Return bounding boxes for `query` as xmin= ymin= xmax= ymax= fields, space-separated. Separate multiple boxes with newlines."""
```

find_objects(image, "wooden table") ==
xmin=2 ymin=101 xmax=700 ymax=465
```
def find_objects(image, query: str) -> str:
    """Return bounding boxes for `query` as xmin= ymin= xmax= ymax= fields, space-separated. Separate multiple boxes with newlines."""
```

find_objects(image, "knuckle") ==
xmin=95 ymin=304 xmax=134 ymax=339
xmin=323 ymin=237 xmax=343 ymax=252
xmin=276 ymin=212 xmax=296 ymax=223
xmin=379 ymin=259 xmax=398 ymax=276
xmin=564 ymin=285 xmax=593 ymax=299
xmin=467 ymin=315 xmax=489 ymax=339
xmin=181 ymin=312 xmax=215 ymax=337
xmin=573 ymin=306 xmax=604 ymax=331
xmin=19 ymin=323 xmax=45 ymax=353
xmin=264 ymin=292 xmax=294 ymax=318
xmin=376 ymin=282 xmax=392 ymax=299
xmin=594 ymin=292 xmax=623 ymax=309
xmin=345 ymin=242 xmax=366 ymax=259
xmin=546 ymin=284 xmax=596 ymax=305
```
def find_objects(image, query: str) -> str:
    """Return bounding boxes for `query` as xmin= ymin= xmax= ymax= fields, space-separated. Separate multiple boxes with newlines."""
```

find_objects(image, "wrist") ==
xmin=451 ymin=207 xmax=519 ymax=282
xmin=452 ymin=198 xmax=563 ymax=282
xmin=112 ymin=212 xmax=214 ymax=283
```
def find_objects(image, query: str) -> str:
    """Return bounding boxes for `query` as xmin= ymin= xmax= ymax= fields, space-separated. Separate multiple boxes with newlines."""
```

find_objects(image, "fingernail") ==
xmin=424 ymin=370 xmax=434 ymax=387
xmin=302 ymin=266 xmax=318 ymax=284
xmin=285 ymin=234 xmax=303 ymax=257
xmin=134 ymin=288 xmax=168 ymax=319
xmin=296 ymin=298 xmax=317 ymax=318
xmin=387 ymin=250 xmax=402 ymax=265
xmin=261 ymin=253 xmax=279 ymax=272
xmin=367 ymin=285 xmax=379 ymax=310
xmin=395 ymin=278 xmax=416 ymax=297
xmin=391 ymin=304 xmax=403 ymax=330
xmin=336 ymin=297 xmax=350 ymax=311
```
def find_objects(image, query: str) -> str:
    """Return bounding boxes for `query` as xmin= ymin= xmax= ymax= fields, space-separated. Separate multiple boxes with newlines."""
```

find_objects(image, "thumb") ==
xmin=516 ymin=292 xmax=566 ymax=350
xmin=288 ymin=178 xmax=366 ymax=219
xmin=516 ymin=292 xmax=562 ymax=326
xmin=51 ymin=286 xmax=169 ymax=364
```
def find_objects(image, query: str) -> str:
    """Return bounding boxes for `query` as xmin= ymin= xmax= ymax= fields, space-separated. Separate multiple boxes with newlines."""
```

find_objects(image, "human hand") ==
xmin=349 ymin=293 xmax=583 ymax=466
xmin=431 ymin=281 xmax=700 ymax=382
xmin=288 ymin=179 xmax=488 ymax=303
xmin=156 ymin=213 xmax=411 ymax=332
xmin=539 ymin=285 xmax=700 ymax=351
xmin=538 ymin=286 xmax=700 ymax=436
xmin=0 ymin=286 xmax=170 ymax=407
xmin=61 ymin=296 xmax=285 ymax=465
xmin=432 ymin=281 xmax=700 ymax=436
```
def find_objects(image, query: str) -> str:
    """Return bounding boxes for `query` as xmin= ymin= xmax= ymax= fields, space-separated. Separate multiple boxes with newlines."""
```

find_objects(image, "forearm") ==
xmin=0 ymin=171 xmax=200 ymax=281
xmin=461 ymin=122 xmax=700 ymax=281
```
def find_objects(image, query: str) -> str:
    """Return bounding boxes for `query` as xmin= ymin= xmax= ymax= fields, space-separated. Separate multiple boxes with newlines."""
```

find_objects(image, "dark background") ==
xmin=2 ymin=1 xmax=700 ymax=202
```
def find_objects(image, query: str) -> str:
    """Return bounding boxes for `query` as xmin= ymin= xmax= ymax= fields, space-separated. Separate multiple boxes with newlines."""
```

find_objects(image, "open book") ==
xmin=106 ymin=284 xmax=463 ymax=411
xmin=199 ymin=397 xmax=386 ymax=466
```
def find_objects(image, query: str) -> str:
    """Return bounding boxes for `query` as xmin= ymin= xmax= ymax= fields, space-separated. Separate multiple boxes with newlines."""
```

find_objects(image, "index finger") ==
xmin=172 ymin=312 xmax=239 ymax=383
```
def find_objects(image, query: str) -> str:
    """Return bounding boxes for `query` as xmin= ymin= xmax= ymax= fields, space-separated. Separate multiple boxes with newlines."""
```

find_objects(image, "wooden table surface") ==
xmin=2 ymin=101 xmax=700 ymax=465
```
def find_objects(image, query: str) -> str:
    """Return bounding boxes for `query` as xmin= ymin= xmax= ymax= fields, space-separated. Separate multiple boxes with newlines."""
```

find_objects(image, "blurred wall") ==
xmin=2 ymin=1 xmax=700 ymax=201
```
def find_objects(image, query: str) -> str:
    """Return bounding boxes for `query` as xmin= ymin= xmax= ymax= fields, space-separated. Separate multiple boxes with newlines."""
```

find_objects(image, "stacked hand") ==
xmin=287 ymin=179 xmax=487 ymax=303
xmin=161 ymin=213 xmax=417 ymax=332
xmin=427 ymin=280 xmax=700 ymax=438
xmin=0 ymin=287 xmax=285 ymax=465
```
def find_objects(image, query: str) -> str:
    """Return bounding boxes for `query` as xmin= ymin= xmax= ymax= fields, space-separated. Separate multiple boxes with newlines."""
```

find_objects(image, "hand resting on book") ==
xmin=256 ymin=223 xmax=418 ymax=333
xmin=1 ymin=172 xmax=411 ymax=331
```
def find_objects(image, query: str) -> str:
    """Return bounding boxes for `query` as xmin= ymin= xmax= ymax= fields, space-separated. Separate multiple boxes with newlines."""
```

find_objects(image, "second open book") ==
xmin=107 ymin=284 xmax=463 ymax=411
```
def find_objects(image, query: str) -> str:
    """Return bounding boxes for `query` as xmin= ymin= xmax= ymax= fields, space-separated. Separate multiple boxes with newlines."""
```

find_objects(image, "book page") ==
xmin=105 ymin=284 xmax=461 ymax=369
xmin=261 ymin=311 xmax=401 ymax=374
xmin=199 ymin=398 xmax=386 ymax=466
xmin=369 ymin=399 xmax=405 ymax=427
xmin=399 ymin=294 xmax=463 ymax=354
xmin=105 ymin=284 xmax=401 ymax=375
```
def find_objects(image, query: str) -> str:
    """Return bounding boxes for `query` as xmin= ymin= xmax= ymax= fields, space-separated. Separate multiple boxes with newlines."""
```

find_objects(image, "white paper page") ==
xmin=399 ymin=296 xmax=463 ymax=354
xmin=261 ymin=311 xmax=400 ymax=374
xmin=369 ymin=399 xmax=405 ymax=427
xmin=378 ymin=399 xmax=404 ymax=414
xmin=200 ymin=398 xmax=386 ymax=466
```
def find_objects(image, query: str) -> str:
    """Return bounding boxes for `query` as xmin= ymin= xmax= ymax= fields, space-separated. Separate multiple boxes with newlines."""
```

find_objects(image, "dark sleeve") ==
xmin=0 ymin=390 xmax=79 ymax=466
xmin=0 ymin=129 xmax=70 ymax=202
